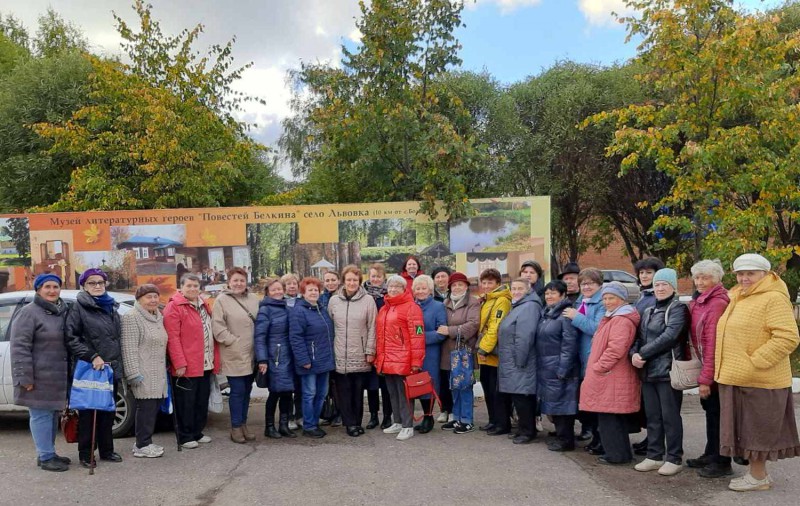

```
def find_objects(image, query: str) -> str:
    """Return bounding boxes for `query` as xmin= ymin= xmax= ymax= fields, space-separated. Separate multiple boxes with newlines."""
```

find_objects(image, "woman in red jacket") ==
xmin=580 ymin=282 xmax=641 ymax=465
xmin=164 ymin=273 xmax=221 ymax=449
xmin=685 ymin=260 xmax=732 ymax=478
xmin=375 ymin=274 xmax=425 ymax=441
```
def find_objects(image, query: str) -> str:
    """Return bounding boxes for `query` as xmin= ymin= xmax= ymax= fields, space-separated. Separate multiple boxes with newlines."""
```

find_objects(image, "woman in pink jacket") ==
xmin=164 ymin=273 xmax=221 ymax=449
xmin=685 ymin=260 xmax=731 ymax=478
xmin=580 ymin=282 xmax=641 ymax=465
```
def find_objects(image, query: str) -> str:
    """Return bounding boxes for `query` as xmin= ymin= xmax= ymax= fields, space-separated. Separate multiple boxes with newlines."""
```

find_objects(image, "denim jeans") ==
xmin=300 ymin=372 xmax=329 ymax=430
xmin=227 ymin=374 xmax=255 ymax=428
xmin=452 ymin=386 xmax=474 ymax=424
xmin=29 ymin=408 xmax=58 ymax=461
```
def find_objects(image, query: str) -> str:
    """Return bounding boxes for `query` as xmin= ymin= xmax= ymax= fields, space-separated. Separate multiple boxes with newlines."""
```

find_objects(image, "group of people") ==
xmin=9 ymin=253 xmax=800 ymax=492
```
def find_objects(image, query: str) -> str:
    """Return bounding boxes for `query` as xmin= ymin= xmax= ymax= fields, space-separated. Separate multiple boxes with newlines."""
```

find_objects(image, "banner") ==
xmin=0 ymin=197 xmax=550 ymax=301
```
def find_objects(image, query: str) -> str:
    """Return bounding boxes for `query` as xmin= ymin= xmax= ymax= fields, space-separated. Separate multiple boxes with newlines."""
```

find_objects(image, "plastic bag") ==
xmin=208 ymin=375 xmax=223 ymax=413
xmin=69 ymin=360 xmax=115 ymax=412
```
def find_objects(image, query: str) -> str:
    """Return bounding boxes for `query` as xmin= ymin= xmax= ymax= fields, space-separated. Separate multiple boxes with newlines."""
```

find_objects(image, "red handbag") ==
xmin=404 ymin=371 xmax=441 ymax=422
xmin=60 ymin=409 xmax=79 ymax=443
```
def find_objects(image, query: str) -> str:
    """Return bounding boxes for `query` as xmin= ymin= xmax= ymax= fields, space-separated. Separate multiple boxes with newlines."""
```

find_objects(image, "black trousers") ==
xmin=172 ymin=371 xmax=211 ymax=445
xmin=700 ymin=388 xmax=731 ymax=465
xmin=511 ymin=394 xmax=536 ymax=438
xmin=367 ymin=375 xmax=393 ymax=419
xmin=292 ymin=375 xmax=303 ymax=420
xmin=265 ymin=391 xmax=293 ymax=425
xmin=480 ymin=365 xmax=498 ymax=425
xmin=333 ymin=372 xmax=368 ymax=427
xmin=642 ymin=381 xmax=684 ymax=464
xmin=78 ymin=409 xmax=115 ymax=460
xmin=134 ymin=398 xmax=162 ymax=448
xmin=553 ymin=414 xmax=576 ymax=446
xmin=439 ymin=369 xmax=453 ymax=413
xmin=598 ymin=413 xmax=633 ymax=463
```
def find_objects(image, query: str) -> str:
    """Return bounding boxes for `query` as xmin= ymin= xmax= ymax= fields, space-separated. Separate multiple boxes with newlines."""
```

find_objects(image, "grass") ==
xmin=0 ymin=254 xmax=30 ymax=266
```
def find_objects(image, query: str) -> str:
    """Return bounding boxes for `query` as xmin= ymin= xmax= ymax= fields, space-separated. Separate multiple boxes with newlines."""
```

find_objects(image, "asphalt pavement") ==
xmin=1 ymin=395 xmax=798 ymax=506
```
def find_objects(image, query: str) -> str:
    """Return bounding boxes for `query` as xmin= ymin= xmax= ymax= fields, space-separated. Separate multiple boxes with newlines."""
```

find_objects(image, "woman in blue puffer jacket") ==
xmin=255 ymin=278 xmax=296 ymax=439
xmin=289 ymin=277 xmax=335 ymax=438
xmin=412 ymin=274 xmax=448 ymax=434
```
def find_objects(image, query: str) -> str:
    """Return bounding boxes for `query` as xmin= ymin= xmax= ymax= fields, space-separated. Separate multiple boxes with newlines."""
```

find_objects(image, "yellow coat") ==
xmin=715 ymin=272 xmax=799 ymax=389
xmin=477 ymin=286 xmax=512 ymax=367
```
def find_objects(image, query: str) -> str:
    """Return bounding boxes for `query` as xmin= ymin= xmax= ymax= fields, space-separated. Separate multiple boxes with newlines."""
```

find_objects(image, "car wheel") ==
xmin=112 ymin=387 xmax=135 ymax=438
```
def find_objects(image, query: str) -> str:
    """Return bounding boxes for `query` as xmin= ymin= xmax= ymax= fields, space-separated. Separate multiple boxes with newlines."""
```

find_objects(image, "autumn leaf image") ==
xmin=83 ymin=224 xmax=101 ymax=244
xmin=200 ymin=228 xmax=217 ymax=246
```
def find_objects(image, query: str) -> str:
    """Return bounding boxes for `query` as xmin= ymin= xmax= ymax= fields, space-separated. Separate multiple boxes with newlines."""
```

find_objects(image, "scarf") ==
xmin=92 ymin=292 xmax=116 ymax=314
xmin=449 ymin=292 xmax=467 ymax=310
xmin=363 ymin=281 xmax=387 ymax=300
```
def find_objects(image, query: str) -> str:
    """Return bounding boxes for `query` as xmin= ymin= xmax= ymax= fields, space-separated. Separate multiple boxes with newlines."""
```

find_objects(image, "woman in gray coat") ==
xmin=121 ymin=284 xmax=168 ymax=458
xmin=10 ymin=273 xmax=71 ymax=472
xmin=497 ymin=278 xmax=542 ymax=444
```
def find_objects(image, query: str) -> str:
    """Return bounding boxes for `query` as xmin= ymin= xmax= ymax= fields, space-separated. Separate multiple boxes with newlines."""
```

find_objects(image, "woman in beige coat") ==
xmin=328 ymin=265 xmax=377 ymax=436
xmin=212 ymin=267 xmax=260 ymax=443
xmin=121 ymin=284 xmax=168 ymax=458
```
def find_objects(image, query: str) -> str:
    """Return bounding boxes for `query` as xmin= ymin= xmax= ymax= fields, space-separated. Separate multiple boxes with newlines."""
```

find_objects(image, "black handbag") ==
xmin=255 ymin=368 xmax=269 ymax=388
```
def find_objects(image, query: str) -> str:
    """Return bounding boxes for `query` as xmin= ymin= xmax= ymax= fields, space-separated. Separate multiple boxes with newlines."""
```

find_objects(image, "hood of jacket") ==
xmin=260 ymin=295 xmax=287 ymax=310
xmin=416 ymin=294 xmax=435 ymax=309
xmin=334 ymin=285 xmax=368 ymax=302
xmin=731 ymin=272 xmax=789 ymax=302
xmin=512 ymin=290 xmax=542 ymax=309
xmin=485 ymin=285 xmax=511 ymax=304
xmin=384 ymin=289 xmax=414 ymax=307
xmin=695 ymin=283 xmax=729 ymax=306
xmin=543 ymin=297 xmax=572 ymax=319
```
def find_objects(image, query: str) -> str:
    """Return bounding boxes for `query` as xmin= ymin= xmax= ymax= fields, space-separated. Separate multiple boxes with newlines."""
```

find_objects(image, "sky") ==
xmin=0 ymin=0 xmax=781 ymax=162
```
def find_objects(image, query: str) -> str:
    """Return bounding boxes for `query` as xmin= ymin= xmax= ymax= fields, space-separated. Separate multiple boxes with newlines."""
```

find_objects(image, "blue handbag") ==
xmin=449 ymin=331 xmax=474 ymax=391
xmin=69 ymin=360 xmax=115 ymax=412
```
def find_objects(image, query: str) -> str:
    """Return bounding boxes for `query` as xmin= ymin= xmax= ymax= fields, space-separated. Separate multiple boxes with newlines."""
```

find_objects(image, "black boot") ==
xmin=415 ymin=416 xmax=434 ymax=434
xmin=265 ymin=422 xmax=282 ymax=439
xmin=380 ymin=415 xmax=393 ymax=430
xmin=366 ymin=413 xmax=379 ymax=430
xmin=278 ymin=414 xmax=297 ymax=438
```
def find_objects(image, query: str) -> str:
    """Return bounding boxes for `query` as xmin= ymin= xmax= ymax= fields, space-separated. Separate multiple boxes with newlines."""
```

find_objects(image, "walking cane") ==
xmin=89 ymin=409 xmax=97 ymax=475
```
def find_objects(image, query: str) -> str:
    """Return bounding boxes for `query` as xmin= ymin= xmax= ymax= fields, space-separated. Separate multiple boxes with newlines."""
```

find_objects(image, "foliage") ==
xmin=0 ymin=51 xmax=92 ymax=211
xmin=281 ymin=0 xmax=484 ymax=219
xmin=247 ymin=223 xmax=296 ymax=278
xmin=0 ymin=217 xmax=30 ymax=258
xmin=588 ymin=0 xmax=800 ymax=296
xmin=34 ymin=8 xmax=88 ymax=57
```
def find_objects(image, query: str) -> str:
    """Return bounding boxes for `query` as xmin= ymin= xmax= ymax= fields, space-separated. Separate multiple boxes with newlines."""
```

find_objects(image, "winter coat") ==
xmin=416 ymin=295 xmax=447 ymax=396
xmin=689 ymin=284 xmax=729 ymax=387
xmin=440 ymin=294 xmax=481 ymax=371
xmin=66 ymin=290 xmax=123 ymax=378
xmin=477 ymin=286 xmax=512 ymax=367
xmin=121 ymin=302 xmax=168 ymax=399
xmin=254 ymin=296 xmax=294 ymax=393
xmin=375 ymin=290 xmax=425 ymax=376
xmin=570 ymin=290 xmax=605 ymax=378
xmin=433 ymin=289 xmax=448 ymax=303
xmin=634 ymin=287 xmax=657 ymax=316
xmin=536 ymin=299 xmax=580 ymax=415
xmin=580 ymin=306 xmax=641 ymax=414
xmin=319 ymin=290 xmax=334 ymax=312
xmin=163 ymin=292 xmax=220 ymax=377
xmin=715 ymin=272 xmax=800 ymax=389
xmin=630 ymin=295 xmax=689 ymax=382
xmin=328 ymin=286 xmax=377 ymax=374
xmin=212 ymin=289 xmax=260 ymax=377
xmin=288 ymin=299 xmax=335 ymax=376
xmin=497 ymin=291 xmax=542 ymax=395
xmin=10 ymin=295 xmax=69 ymax=410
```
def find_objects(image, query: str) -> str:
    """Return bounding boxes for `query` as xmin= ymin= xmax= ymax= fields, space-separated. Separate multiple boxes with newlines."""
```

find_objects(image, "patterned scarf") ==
xmin=193 ymin=301 xmax=214 ymax=371
xmin=363 ymin=281 xmax=387 ymax=301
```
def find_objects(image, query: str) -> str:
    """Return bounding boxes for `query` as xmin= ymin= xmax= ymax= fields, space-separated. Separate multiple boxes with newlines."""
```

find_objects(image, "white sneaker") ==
xmin=181 ymin=441 xmax=199 ymax=449
xmin=436 ymin=411 xmax=449 ymax=423
xmin=634 ymin=458 xmax=664 ymax=472
xmin=151 ymin=443 xmax=164 ymax=451
xmin=197 ymin=435 xmax=212 ymax=444
xmin=382 ymin=423 xmax=403 ymax=434
xmin=658 ymin=461 xmax=683 ymax=476
xmin=288 ymin=420 xmax=299 ymax=430
xmin=729 ymin=473 xmax=772 ymax=492
xmin=396 ymin=427 xmax=415 ymax=441
xmin=133 ymin=444 xmax=164 ymax=458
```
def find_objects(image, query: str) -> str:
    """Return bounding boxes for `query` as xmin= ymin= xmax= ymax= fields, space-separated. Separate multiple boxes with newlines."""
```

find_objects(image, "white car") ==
xmin=0 ymin=290 xmax=139 ymax=437
xmin=601 ymin=269 xmax=641 ymax=303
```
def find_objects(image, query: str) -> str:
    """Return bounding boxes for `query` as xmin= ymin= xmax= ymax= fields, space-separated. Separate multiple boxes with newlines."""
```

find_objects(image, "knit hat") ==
xmin=600 ymin=281 xmax=628 ymax=302
xmin=448 ymin=272 xmax=470 ymax=288
xmin=557 ymin=262 xmax=581 ymax=280
xmin=732 ymin=253 xmax=771 ymax=272
xmin=135 ymin=284 xmax=160 ymax=299
xmin=652 ymin=268 xmax=678 ymax=291
xmin=520 ymin=260 xmax=543 ymax=278
xmin=78 ymin=268 xmax=108 ymax=286
xmin=430 ymin=266 xmax=452 ymax=278
xmin=34 ymin=273 xmax=62 ymax=290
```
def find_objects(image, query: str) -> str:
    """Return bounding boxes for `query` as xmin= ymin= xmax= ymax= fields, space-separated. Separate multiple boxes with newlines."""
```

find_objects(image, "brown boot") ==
xmin=230 ymin=426 xmax=246 ymax=444
xmin=242 ymin=424 xmax=256 ymax=441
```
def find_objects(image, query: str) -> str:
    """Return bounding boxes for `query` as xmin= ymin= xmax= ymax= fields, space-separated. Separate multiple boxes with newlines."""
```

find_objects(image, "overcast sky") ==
xmin=0 ymin=0 xmax=778 ymax=165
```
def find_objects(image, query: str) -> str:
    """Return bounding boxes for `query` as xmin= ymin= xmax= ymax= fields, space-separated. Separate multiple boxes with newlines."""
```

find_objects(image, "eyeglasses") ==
xmin=84 ymin=281 xmax=106 ymax=287
xmin=580 ymin=282 xmax=598 ymax=288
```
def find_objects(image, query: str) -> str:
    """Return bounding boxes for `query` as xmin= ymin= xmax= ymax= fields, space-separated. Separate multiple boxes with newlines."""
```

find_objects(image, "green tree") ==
xmin=1 ymin=217 xmax=30 ymax=258
xmin=590 ymin=0 xmax=800 ymax=299
xmin=34 ymin=8 xmax=88 ymax=57
xmin=281 ymin=0 xmax=484 ymax=219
